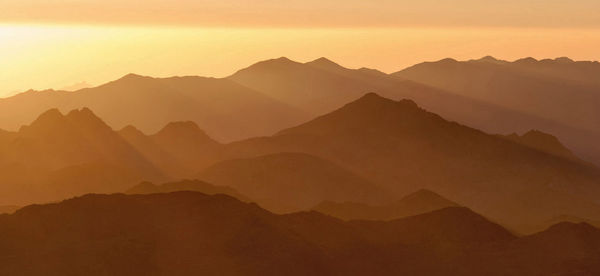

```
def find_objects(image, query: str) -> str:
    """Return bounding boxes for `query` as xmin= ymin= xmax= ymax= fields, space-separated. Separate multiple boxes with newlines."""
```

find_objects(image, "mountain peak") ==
xmin=120 ymin=73 xmax=145 ymax=80
xmin=34 ymin=108 xmax=64 ymax=122
xmin=539 ymin=221 xmax=600 ymax=237
xmin=64 ymin=108 xmax=110 ymax=129
xmin=118 ymin=125 xmax=146 ymax=137
xmin=306 ymin=57 xmax=343 ymax=69
xmin=354 ymin=93 xmax=420 ymax=109
xmin=158 ymin=121 xmax=202 ymax=133
xmin=439 ymin=58 xmax=458 ymax=63
xmin=514 ymin=57 xmax=538 ymax=64
xmin=475 ymin=55 xmax=499 ymax=62
xmin=505 ymin=129 xmax=578 ymax=161
xmin=153 ymin=121 xmax=219 ymax=145
xmin=554 ymin=57 xmax=574 ymax=63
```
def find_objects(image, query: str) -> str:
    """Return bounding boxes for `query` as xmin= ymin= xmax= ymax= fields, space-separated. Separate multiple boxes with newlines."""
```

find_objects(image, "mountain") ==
xmin=1 ymin=191 xmax=600 ymax=275
xmin=118 ymin=122 xmax=222 ymax=177
xmin=228 ymin=57 xmax=484 ymax=118
xmin=198 ymin=152 xmax=390 ymax=213
xmin=0 ymin=108 xmax=165 ymax=206
xmin=0 ymin=74 xmax=307 ymax=142
xmin=0 ymin=205 xmax=19 ymax=214
xmin=215 ymin=93 xmax=600 ymax=233
xmin=393 ymin=57 xmax=600 ymax=165
xmin=502 ymin=130 xmax=580 ymax=161
xmin=126 ymin=179 xmax=249 ymax=201
xmin=151 ymin=121 xmax=221 ymax=171
xmin=313 ymin=189 xmax=458 ymax=221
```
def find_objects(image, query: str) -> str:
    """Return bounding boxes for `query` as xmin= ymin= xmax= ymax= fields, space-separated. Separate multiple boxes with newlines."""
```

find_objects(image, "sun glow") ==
xmin=2 ymin=24 xmax=600 ymax=96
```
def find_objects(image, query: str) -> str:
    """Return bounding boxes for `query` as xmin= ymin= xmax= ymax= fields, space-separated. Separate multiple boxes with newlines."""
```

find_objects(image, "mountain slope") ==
xmin=216 ymin=93 xmax=600 ymax=232
xmin=0 ymin=74 xmax=307 ymax=142
xmin=502 ymin=130 xmax=580 ymax=161
xmin=313 ymin=189 xmax=459 ymax=221
xmin=393 ymin=57 xmax=600 ymax=165
xmin=126 ymin=179 xmax=249 ymax=202
xmin=198 ymin=152 xmax=390 ymax=213
xmin=1 ymin=192 xmax=599 ymax=275
xmin=0 ymin=108 xmax=165 ymax=206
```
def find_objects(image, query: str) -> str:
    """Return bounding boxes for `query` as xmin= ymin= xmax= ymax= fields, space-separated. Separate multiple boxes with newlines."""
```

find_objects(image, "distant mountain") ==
xmin=393 ymin=56 xmax=600 ymax=165
xmin=0 ymin=74 xmax=307 ymax=142
xmin=215 ymin=93 xmax=600 ymax=233
xmin=502 ymin=130 xmax=580 ymax=161
xmin=0 ymin=108 xmax=165 ymax=206
xmin=118 ymin=122 xmax=222 ymax=177
xmin=313 ymin=189 xmax=458 ymax=221
xmin=3 ymin=57 xmax=598 ymax=166
xmin=126 ymin=179 xmax=249 ymax=201
xmin=1 ymin=191 xmax=599 ymax=275
xmin=228 ymin=57 xmax=491 ymax=118
xmin=198 ymin=152 xmax=390 ymax=213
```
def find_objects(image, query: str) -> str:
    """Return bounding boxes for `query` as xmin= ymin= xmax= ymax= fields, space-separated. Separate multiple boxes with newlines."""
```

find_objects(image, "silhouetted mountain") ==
xmin=126 ymin=179 xmax=249 ymax=201
xmin=1 ymin=192 xmax=599 ymax=275
xmin=198 ymin=152 xmax=390 ymax=213
xmin=393 ymin=57 xmax=600 ymax=165
xmin=0 ymin=74 xmax=307 ymax=142
xmin=229 ymin=56 xmax=499 ymax=121
xmin=313 ymin=189 xmax=458 ymax=220
xmin=0 ymin=205 xmax=19 ymax=214
xmin=0 ymin=108 xmax=165 ymax=206
xmin=151 ymin=121 xmax=221 ymax=170
xmin=503 ymin=130 xmax=580 ymax=161
xmin=216 ymin=93 xmax=600 ymax=233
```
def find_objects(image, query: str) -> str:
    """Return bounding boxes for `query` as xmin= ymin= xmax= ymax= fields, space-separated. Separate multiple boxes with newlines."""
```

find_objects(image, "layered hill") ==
xmin=198 ymin=152 xmax=390 ymax=213
xmin=502 ymin=130 xmax=581 ymax=161
xmin=0 ymin=192 xmax=599 ymax=275
xmin=0 ymin=75 xmax=307 ymax=142
xmin=0 ymin=108 xmax=166 ymax=205
xmin=119 ymin=122 xmax=221 ymax=176
xmin=394 ymin=56 xmax=600 ymax=165
xmin=3 ymin=56 xmax=599 ymax=166
xmin=126 ymin=179 xmax=249 ymax=202
xmin=313 ymin=189 xmax=458 ymax=221
xmin=216 ymin=93 xmax=600 ymax=232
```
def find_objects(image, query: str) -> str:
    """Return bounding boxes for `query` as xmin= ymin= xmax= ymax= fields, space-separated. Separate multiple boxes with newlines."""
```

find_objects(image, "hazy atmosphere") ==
xmin=2 ymin=0 xmax=600 ymax=95
xmin=2 ymin=1 xmax=600 ymax=275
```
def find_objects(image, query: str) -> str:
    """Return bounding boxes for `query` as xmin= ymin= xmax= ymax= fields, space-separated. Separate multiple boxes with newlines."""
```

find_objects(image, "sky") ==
xmin=1 ymin=0 xmax=600 ymax=96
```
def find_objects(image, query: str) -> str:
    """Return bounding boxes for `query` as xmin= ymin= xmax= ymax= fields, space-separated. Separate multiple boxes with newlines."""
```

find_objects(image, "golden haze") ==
xmin=2 ymin=24 xmax=600 ymax=96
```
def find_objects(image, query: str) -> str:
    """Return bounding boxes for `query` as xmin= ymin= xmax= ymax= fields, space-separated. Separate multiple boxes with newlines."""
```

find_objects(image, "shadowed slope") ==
xmin=313 ymin=189 xmax=459 ymax=221
xmin=503 ymin=130 xmax=580 ymax=161
xmin=0 ymin=108 xmax=165 ymax=205
xmin=217 ymin=93 xmax=600 ymax=232
xmin=198 ymin=152 xmax=390 ymax=213
xmin=393 ymin=57 xmax=600 ymax=165
xmin=126 ymin=179 xmax=249 ymax=202
xmin=0 ymin=74 xmax=307 ymax=142
xmin=1 ymin=192 xmax=599 ymax=275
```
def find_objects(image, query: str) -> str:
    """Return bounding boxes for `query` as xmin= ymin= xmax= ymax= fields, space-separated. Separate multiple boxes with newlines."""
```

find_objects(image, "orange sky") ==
xmin=1 ymin=0 xmax=600 ymax=96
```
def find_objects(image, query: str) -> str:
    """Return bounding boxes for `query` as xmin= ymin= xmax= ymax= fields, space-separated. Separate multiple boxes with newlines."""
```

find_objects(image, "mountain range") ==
xmin=207 ymin=93 xmax=600 ymax=233
xmin=4 ymin=56 xmax=600 ymax=168
xmin=0 ymin=92 xmax=599 ymax=234
xmin=394 ymin=56 xmax=600 ymax=165
xmin=313 ymin=189 xmax=459 ymax=221
xmin=1 ymin=191 xmax=599 ymax=276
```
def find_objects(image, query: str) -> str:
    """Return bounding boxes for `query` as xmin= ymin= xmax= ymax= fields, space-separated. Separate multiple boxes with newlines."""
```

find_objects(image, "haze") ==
xmin=2 ymin=0 xmax=600 ymax=96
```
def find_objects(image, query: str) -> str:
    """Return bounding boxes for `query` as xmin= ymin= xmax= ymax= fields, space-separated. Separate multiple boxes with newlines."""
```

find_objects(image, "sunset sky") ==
xmin=1 ymin=0 xmax=600 ymax=96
